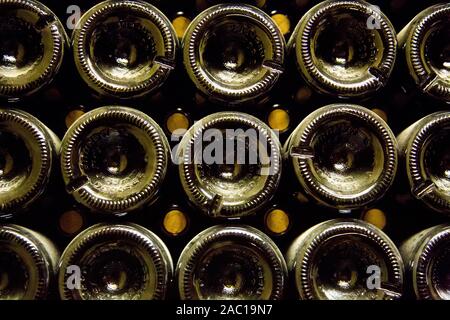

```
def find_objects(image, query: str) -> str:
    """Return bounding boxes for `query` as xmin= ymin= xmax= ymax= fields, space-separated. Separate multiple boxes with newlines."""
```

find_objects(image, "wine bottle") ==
xmin=72 ymin=0 xmax=178 ymax=99
xmin=0 ymin=0 xmax=67 ymax=100
xmin=176 ymin=225 xmax=287 ymax=300
xmin=397 ymin=112 xmax=450 ymax=213
xmin=58 ymin=223 xmax=173 ymax=300
xmin=288 ymin=0 xmax=397 ymax=98
xmin=400 ymin=224 xmax=450 ymax=300
xmin=195 ymin=0 xmax=267 ymax=12
xmin=0 ymin=108 xmax=60 ymax=219
xmin=284 ymin=104 xmax=398 ymax=210
xmin=182 ymin=4 xmax=285 ymax=105
xmin=397 ymin=4 xmax=450 ymax=102
xmin=0 ymin=224 xmax=59 ymax=299
xmin=176 ymin=112 xmax=282 ymax=219
xmin=60 ymin=106 xmax=170 ymax=214
xmin=286 ymin=219 xmax=404 ymax=300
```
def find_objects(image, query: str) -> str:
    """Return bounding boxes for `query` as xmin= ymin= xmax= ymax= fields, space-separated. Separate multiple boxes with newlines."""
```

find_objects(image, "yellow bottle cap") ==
xmin=268 ymin=108 xmax=290 ymax=132
xmin=166 ymin=112 xmax=190 ymax=134
xmin=65 ymin=109 xmax=85 ymax=128
xmin=271 ymin=13 xmax=291 ymax=36
xmin=163 ymin=209 xmax=188 ymax=236
xmin=265 ymin=209 xmax=290 ymax=235
xmin=363 ymin=208 xmax=387 ymax=230
xmin=172 ymin=16 xmax=191 ymax=39
xmin=59 ymin=210 xmax=84 ymax=236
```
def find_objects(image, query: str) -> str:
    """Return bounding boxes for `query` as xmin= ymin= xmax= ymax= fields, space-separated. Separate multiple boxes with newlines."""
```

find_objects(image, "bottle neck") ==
xmin=72 ymin=0 xmax=177 ymax=99
xmin=286 ymin=104 xmax=397 ymax=210
xmin=400 ymin=112 xmax=450 ymax=213
xmin=61 ymin=106 xmax=169 ymax=214
xmin=0 ymin=108 xmax=56 ymax=217
xmin=0 ymin=0 xmax=66 ymax=99
xmin=178 ymin=112 xmax=282 ymax=218
xmin=401 ymin=4 xmax=450 ymax=101
xmin=178 ymin=225 xmax=287 ymax=300
xmin=196 ymin=0 xmax=267 ymax=12
xmin=59 ymin=223 xmax=173 ymax=300
xmin=0 ymin=225 xmax=58 ymax=299
xmin=183 ymin=4 xmax=285 ymax=105
xmin=288 ymin=219 xmax=403 ymax=300
xmin=290 ymin=0 xmax=396 ymax=98
xmin=403 ymin=225 xmax=450 ymax=300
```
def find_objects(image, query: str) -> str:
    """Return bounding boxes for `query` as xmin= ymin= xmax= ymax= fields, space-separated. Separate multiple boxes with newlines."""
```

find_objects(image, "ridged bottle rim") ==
xmin=288 ymin=104 xmax=398 ymax=209
xmin=178 ymin=112 xmax=282 ymax=218
xmin=0 ymin=109 xmax=53 ymax=218
xmin=0 ymin=0 xmax=66 ymax=99
xmin=58 ymin=223 xmax=173 ymax=300
xmin=182 ymin=4 xmax=285 ymax=104
xmin=0 ymin=224 xmax=51 ymax=299
xmin=196 ymin=0 xmax=267 ymax=10
xmin=407 ymin=112 xmax=450 ymax=212
xmin=177 ymin=225 xmax=287 ymax=300
xmin=294 ymin=219 xmax=403 ymax=300
xmin=72 ymin=0 xmax=177 ymax=99
xmin=414 ymin=225 xmax=450 ymax=300
xmin=406 ymin=4 xmax=450 ymax=101
xmin=294 ymin=0 xmax=397 ymax=97
xmin=61 ymin=106 xmax=169 ymax=213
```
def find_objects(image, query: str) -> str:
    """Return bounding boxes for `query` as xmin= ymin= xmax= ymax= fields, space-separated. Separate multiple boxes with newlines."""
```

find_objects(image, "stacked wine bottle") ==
xmin=0 ymin=0 xmax=449 ymax=300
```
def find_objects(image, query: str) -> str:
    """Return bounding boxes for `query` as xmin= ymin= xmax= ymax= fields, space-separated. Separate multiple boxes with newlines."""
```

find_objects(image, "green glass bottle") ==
xmin=0 ymin=224 xmax=59 ymax=299
xmin=60 ymin=106 xmax=170 ymax=215
xmin=288 ymin=0 xmax=397 ymax=98
xmin=176 ymin=225 xmax=287 ymax=300
xmin=284 ymin=104 xmax=397 ymax=210
xmin=400 ymin=224 xmax=450 ymax=300
xmin=72 ymin=0 xmax=177 ymax=99
xmin=176 ymin=112 xmax=282 ymax=219
xmin=182 ymin=4 xmax=285 ymax=105
xmin=0 ymin=0 xmax=67 ymax=100
xmin=286 ymin=219 xmax=404 ymax=300
xmin=397 ymin=4 xmax=450 ymax=102
xmin=0 ymin=108 xmax=60 ymax=219
xmin=58 ymin=223 xmax=173 ymax=300
xmin=397 ymin=112 xmax=450 ymax=213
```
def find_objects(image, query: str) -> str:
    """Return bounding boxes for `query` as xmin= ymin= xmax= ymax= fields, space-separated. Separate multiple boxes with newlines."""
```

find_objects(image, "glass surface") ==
xmin=200 ymin=16 xmax=272 ymax=89
xmin=423 ymin=126 xmax=450 ymax=201
xmin=312 ymin=234 xmax=389 ymax=300
xmin=425 ymin=20 xmax=450 ymax=81
xmin=429 ymin=239 xmax=450 ymax=300
xmin=0 ymin=2 xmax=64 ymax=97
xmin=0 ymin=130 xmax=32 ymax=199
xmin=0 ymin=225 xmax=57 ymax=300
xmin=89 ymin=14 xmax=161 ymax=84
xmin=310 ymin=118 xmax=384 ymax=196
xmin=74 ymin=1 xmax=176 ymax=98
xmin=192 ymin=242 xmax=273 ymax=300
xmin=0 ymin=15 xmax=43 ymax=79
xmin=77 ymin=124 xmax=157 ymax=202
xmin=197 ymin=0 xmax=264 ymax=9
xmin=178 ymin=226 xmax=287 ymax=300
xmin=77 ymin=242 xmax=154 ymax=300
xmin=59 ymin=224 xmax=172 ymax=300
xmin=192 ymin=125 xmax=272 ymax=208
xmin=0 ymin=244 xmax=29 ymax=300
xmin=311 ymin=10 xmax=383 ymax=83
